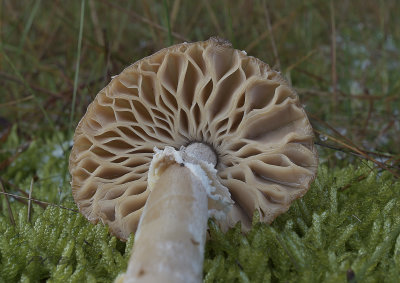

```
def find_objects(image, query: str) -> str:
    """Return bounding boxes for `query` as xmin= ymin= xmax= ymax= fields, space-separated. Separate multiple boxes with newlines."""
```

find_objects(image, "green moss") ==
xmin=0 ymin=206 xmax=134 ymax=283
xmin=0 ymin=129 xmax=133 ymax=282
xmin=1 ymin=133 xmax=399 ymax=282
xmin=204 ymin=166 xmax=400 ymax=282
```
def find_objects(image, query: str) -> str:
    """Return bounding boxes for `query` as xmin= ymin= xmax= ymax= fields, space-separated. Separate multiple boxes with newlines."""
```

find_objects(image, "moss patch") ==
xmin=0 ymin=130 xmax=399 ymax=282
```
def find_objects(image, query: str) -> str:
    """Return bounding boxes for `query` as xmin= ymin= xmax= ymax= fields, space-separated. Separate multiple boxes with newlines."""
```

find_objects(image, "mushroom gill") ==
xmin=69 ymin=38 xmax=318 ymax=243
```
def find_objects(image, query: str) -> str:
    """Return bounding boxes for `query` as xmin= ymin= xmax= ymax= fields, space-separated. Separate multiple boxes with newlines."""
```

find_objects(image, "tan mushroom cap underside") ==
xmin=69 ymin=38 xmax=318 ymax=240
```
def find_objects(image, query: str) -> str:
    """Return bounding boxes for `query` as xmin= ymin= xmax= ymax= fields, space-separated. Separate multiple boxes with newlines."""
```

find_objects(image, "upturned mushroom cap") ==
xmin=69 ymin=37 xmax=318 ymax=240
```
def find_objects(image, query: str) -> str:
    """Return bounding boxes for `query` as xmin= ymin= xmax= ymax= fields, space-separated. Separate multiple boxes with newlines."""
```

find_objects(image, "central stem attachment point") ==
xmin=183 ymin=142 xmax=217 ymax=167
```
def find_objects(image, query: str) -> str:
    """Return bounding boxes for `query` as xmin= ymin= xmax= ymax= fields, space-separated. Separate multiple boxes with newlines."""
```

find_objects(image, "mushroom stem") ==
xmin=123 ymin=163 xmax=209 ymax=283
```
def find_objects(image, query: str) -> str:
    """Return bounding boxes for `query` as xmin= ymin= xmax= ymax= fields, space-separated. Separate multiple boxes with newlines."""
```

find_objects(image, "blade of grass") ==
xmin=0 ymin=181 xmax=15 ymax=226
xmin=285 ymin=49 xmax=318 ymax=73
xmin=0 ymin=95 xmax=34 ymax=107
xmin=170 ymin=0 xmax=181 ymax=30
xmin=163 ymin=0 xmax=173 ymax=45
xmin=64 ymin=0 xmax=86 ymax=193
xmin=68 ymin=0 xmax=86 ymax=138
xmin=17 ymin=0 xmax=42 ymax=52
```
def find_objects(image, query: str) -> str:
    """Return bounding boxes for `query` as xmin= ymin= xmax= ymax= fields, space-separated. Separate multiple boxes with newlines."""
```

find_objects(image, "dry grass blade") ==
xmin=360 ymin=94 xmax=374 ymax=137
xmin=0 ymin=95 xmax=34 ymax=107
xmin=0 ymin=71 xmax=63 ymax=98
xmin=203 ymin=0 xmax=223 ymax=36
xmin=88 ymin=0 xmax=104 ymax=46
xmin=314 ymin=141 xmax=364 ymax=159
xmin=27 ymin=178 xmax=34 ymax=222
xmin=99 ymin=0 xmax=188 ymax=42
xmin=68 ymin=0 xmax=85 ymax=140
xmin=263 ymin=2 xmax=280 ymax=69
xmin=311 ymin=113 xmax=360 ymax=148
xmin=314 ymin=129 xmax=399 ymax=178
xmin=316 ymin=140 xmax=398 ymax=162
xmin=170 ymin=0 xmax=181 ymax=29
xmin=182 ymin=1 xmax=205 ymax=36
xmin=286 ymin=49 xmax=318 ymax=73
xmin=330 ymin=0 xmax=338 ymax=109
xmin=245 ymin=3 xmax=304 ymax=52
xmin=141 ymin=0 xmax=162 ymax=44
xmin=311 ymin=109 xmax=399 ymax=176
xmin=0 ymin=181 xmax=15 ymax=226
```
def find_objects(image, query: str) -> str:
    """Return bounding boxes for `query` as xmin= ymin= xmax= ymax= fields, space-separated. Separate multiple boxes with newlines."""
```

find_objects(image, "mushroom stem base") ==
xmin=123 ymin=163 xmax=208 ymax=283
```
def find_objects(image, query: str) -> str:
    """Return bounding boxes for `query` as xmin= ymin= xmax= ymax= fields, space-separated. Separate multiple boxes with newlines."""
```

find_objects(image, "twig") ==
xmin=0 ymin=142 xmax=31 ymax=171
xmin=310 ymin=113 xmax=360 ymax=150
xmin=0 ymin=191 xmax=79 ymax=213
xmin=0 ymin=177 xmax=48 ymax=209
xmin=311 ymin=114 xmax=398 ymax=169
xmin=316 ymin=141 xmax=398 ymax=161
xmin=0 ymin=181 xmax=15 ymax=226
xmin=339 ymin=174 xmax=368 ymax=191
xmin=0 ymin=117 xmax=12 ymax=142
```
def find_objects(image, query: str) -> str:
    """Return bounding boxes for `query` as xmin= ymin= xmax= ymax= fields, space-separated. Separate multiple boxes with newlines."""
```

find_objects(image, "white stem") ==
xmin=123 ymin=163 xmax=208 ymax=283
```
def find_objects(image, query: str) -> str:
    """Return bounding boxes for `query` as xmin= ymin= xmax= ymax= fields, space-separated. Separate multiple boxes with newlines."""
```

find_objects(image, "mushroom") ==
xmin=69 ymin=37 xmax=318 ymax=283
